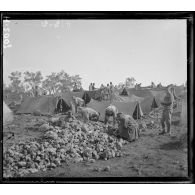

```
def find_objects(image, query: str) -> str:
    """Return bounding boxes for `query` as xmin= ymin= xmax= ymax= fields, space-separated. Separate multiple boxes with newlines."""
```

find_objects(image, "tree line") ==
xmin=3 ymin=70 xmax=82 ymax=96
xmin=3 ymin=69 xmax=137 ymax=96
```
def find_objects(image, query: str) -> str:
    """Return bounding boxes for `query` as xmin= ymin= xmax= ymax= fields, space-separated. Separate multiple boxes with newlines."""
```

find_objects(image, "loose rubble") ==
xmin=3 ymin=116 xmax=129 ymax=177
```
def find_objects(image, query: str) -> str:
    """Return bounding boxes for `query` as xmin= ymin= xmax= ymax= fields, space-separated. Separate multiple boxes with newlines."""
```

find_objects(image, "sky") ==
xmin=3 ymin=19 xmax=187 ymax=90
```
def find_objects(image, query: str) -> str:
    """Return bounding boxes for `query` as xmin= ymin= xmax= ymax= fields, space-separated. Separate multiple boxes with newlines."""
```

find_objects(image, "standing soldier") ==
xmin=100 ymin=84 xmax=105 ymax=101
xmin=109 ymin=82 xmax=114 ymax=102
xmin=160 ymin=86 xmax=174 ymax=135
xmin=105 ymin=84 xmax=110 ymax=100
xmin=89 ymin=83 xmax=92 ymax=91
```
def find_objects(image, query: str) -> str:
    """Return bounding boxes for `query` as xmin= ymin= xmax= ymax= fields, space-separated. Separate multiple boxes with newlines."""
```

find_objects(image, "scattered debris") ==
xmin=3 ymin=117 xmax=128 ymax=177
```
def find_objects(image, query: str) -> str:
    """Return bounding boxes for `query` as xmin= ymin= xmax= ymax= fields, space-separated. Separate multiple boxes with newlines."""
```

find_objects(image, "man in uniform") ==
xmin=160 ymin=86 xmax=174 ymax=135
xmin=77 ymin=107 xmax=100 ymax=122
xmin=100 ymin=84 xmax=105 ymax=101
xmin=116 ymin=113 xmax=139 ymax=142
xmin=105 ymin=104 xmax=118 ymax=125
xmin=89 ymin=83 xmax=92 ymax=91
xmin=104 ymin=84 xmax=110 ymax=100
xmin=109 ymin=82 xmax=114 ymax=101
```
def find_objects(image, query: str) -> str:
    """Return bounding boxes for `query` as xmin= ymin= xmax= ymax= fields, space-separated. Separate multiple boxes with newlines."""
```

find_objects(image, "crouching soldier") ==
xmin=105 ymin=105 xmax=118 ymax=125
xmin=72 ymin=96 xmax=85 ymax=113
xmin=116 ymin=113 xmax=139 ymax=142
xmin=78 ymin=107 xmax=100 ymax=123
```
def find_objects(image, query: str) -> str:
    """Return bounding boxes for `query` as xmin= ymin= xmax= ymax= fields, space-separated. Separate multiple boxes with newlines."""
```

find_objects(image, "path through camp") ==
xmin=3 ymin=113 xmax=188 ymax=178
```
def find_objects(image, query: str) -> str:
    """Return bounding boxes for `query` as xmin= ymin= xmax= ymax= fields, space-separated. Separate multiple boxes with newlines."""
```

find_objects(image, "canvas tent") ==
xmin=82 ymin=91 xmax=91 ymax=104
xmin=17 ymin=90 xmax=88 ymax=115
xmin=120 ymin=88 xmax=128 ymax=96
xmin=126 ymin=88 xmax=154 ymax=98
xmin=17 ymin=95 xmax=72 ymax=115
xmin=132 ymin=102 xmax=143 ymax=120
xmin=173 ymin=85 xmax=185 ymax=96
xmin=3 ymin=101 xmax=13 ymax=124
xmin=151 ymin=97 xmax=159 ymax=110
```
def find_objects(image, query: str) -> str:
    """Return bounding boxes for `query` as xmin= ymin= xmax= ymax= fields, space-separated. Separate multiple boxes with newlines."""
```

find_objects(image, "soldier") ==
xmin=160 ymin=86 xmax=174 ymax=135
xmin=109 ymin=82 xmax=114 ymax=101
xmin=104 ymin=84 xmax=110 ymax=100
xmin=151 ymin=82 xmax=156 ymax=88
xmin=92 ymin=83 xmax=96 ymax=90
xmin=89 ymin=83 xmax=93 ymax=91
xmin=72 ymin=96 xmax=85 ymax=113
xmin=105 ymin=104 xmax=118 ymax=125
xmin=77 ymin=107 xmax=100 ymax=122
xmin=116 ymin=113 xmax=139 ymax=142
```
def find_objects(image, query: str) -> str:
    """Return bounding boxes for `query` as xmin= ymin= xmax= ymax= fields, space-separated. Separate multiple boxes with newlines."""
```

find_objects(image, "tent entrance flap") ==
xmin=55 ymin=98 xmax=71 ymax=113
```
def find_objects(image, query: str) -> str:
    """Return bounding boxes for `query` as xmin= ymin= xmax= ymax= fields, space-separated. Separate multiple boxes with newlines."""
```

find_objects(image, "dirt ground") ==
xmin=3 ymin=113 xmax=188 ymax=178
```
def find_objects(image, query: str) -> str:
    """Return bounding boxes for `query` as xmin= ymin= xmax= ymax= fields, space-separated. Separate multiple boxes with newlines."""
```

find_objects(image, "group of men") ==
xmin=99 ymin=82 xmax=115 ymax=101
xmin=70 ymin=95 xmax=139 ymax=142
xmin=71 ymin=85 xmax=178 ymax=140
xmin=89 ymin=83 xmax=96 ymax=91
xmin=88 ymin=82 xmax=115 ymax=101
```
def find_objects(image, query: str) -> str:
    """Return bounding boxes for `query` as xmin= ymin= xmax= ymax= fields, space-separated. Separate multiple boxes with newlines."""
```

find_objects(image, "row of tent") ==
xmin=16 ymin=89 xmax=162 ymax=119
xmin=13 ymin=85 xmax=186 ymax=120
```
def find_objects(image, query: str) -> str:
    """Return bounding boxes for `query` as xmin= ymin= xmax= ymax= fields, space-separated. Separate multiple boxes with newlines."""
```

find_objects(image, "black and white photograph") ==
xmin=1 ymin=12 xmax=193 ymax=183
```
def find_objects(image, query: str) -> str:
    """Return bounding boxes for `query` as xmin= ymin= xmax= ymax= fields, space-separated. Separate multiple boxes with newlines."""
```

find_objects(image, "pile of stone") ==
xmin=3 ymin=117 xmax=129 ymax=177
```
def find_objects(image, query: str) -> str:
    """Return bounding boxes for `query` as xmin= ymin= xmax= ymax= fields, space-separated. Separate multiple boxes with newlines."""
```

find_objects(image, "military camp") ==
xmin=3 ymin=79 xmax=188 ymax=178
xmin=2 ymin=18 xmax=188 ymax=179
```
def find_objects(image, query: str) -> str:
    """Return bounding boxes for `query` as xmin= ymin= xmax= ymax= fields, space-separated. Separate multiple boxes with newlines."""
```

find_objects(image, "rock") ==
xmin=50 ymin=117 xmax=60 ymax=123
xmin=36 ymin=156 xmax=41 ymax=163
xmin=45 ymin=131 xmax=58 ymax=140
xmin=29 ymin=168 xmax=38 ymax=173
xmin=73 ymin=157 xmax=83 ymax=163
xmin=54 ymin=158 xmax=61 ymax=166
xmin=138 ymin=121 xmax=147 ymax=131
xmin=30 ymin=162 xmax=36 ymax=169
xmin=33 ymin=110 xmax=42 ymax=116
xmin=83 ymin=148 xmax=92 ymax=158
xmin=50 ymin=163 xmax=57 ymax=169
xmin=88 ymin=159 xmax=96 ymax=163
xmin=17 ymin=161 xmax=26 ymax=168
xmin=116 ymin=142 xmax=122 ymax=150
xmin=81 ymin=124 xmax=88 ymax=132
xmin=18 ymin=169 xmax=30 ymax=177
xmin=40 ymin=123 xmax=50 ymax=131
xmin=25 ymin=156 xmax=31 ymax=162
xmin=93 ymin=167 xmax=101 ymax=172
xmin=103 ymin=166 xmax=111 ymax=172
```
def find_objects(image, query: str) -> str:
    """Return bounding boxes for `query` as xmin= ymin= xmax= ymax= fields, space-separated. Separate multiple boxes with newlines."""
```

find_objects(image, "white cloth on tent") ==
xmin=3 ymin=101 xmax=13 ymax=124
